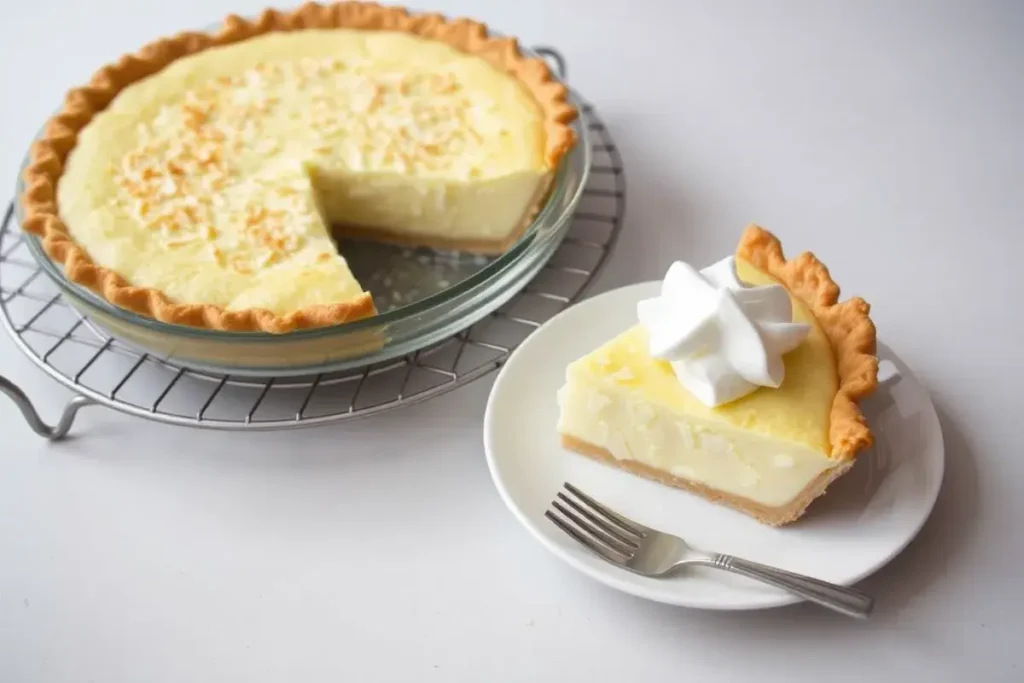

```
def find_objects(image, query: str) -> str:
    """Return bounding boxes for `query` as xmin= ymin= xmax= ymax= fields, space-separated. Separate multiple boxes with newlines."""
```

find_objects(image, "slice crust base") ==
xmin=562 ymin=434 xmax=854 ymax=527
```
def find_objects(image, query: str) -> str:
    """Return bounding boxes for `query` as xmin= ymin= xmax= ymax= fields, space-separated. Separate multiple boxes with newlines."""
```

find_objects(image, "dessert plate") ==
xmin=483 ymin=282 xmax=944 ymax=610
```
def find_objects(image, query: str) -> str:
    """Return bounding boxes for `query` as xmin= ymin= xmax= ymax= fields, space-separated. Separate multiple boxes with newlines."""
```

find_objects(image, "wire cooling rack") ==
xmin=0 ymin=56 xmax=625 ymax=440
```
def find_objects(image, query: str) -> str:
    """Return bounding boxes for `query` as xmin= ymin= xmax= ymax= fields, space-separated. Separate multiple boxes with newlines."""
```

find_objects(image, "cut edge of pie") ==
xmin=20 ymin=2 xmax=578 ymax=333
xmin=560 ymin=433 xmax=857 ymax=527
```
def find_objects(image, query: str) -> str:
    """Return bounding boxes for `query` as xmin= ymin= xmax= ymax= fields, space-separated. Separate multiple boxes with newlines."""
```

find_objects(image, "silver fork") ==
xmin=546 ymin=482 xmax=874 ymax=619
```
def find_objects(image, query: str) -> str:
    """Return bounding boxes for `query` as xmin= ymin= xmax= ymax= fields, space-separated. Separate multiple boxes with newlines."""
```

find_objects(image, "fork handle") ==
xmin=709 ymin=554 xmax=874 ymax=618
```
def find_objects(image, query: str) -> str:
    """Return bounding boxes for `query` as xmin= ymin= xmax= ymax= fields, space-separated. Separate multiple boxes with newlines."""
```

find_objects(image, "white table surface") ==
xmin=1 ymin=0 xmax=1021 ymax=680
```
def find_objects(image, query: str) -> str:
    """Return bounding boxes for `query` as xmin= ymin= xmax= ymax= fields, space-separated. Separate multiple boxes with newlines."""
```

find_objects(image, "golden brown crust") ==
xmin=20 ymin=1 xmax=578 ymax=333
xmin=561 ymin=433 xmax=854 ymax=526
xmin=736 ymin=224 xmax=878 ymax=461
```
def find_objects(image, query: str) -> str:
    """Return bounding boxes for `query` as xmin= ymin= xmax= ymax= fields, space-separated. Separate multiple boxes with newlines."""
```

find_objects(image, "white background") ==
xmin=1 ymin=0 xmax=1021 ymax=680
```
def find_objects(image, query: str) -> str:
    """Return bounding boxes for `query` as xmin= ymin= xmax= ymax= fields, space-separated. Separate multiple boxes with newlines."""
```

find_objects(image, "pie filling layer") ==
xmin=58 ymin=30 xmax=550 ymax=316
xmin=557 ymin=379 xmax=838 ymax=508
xmin=556 ymin=259 xmax=842 ymax=509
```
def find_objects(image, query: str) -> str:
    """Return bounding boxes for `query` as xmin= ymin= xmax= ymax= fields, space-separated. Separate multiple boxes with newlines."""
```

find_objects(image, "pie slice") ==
xmin=20 ymin=3 xmax=577 ymax=333
xmin=557 ymin=225 xmax=878 ymax=526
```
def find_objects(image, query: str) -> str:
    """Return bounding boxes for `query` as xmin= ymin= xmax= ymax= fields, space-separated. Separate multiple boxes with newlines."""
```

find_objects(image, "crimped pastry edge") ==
xmin=736 ymin=224 xmax=879 ymax=461
xmin=20 ymin=1 xmax=579 ymax=334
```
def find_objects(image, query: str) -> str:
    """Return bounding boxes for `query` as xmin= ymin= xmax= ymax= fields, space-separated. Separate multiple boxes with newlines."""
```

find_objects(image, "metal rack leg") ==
xmin=533 ymin=46 xmax=567 ymax=80
xmin=0 ymin=375 xmax=94 ymax=440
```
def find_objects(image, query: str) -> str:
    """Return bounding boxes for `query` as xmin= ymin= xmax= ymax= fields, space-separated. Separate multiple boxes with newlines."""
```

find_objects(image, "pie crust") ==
xmin=20 ymin=2 xmax=578 ymax=333
xmin=736 ymin=224 xmax=878 ymax=461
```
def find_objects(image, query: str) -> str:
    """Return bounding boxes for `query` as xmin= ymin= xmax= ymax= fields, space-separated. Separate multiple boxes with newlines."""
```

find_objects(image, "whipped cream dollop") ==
xmin=636 ymin=256 xmax=810 ymax=407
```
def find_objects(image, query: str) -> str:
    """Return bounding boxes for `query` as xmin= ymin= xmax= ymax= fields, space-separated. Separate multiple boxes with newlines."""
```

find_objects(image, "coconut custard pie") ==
xmin=557 ymin=226 xmax=878 ymax=526
xmin=20 ymin=2 xmax=577 ymax=333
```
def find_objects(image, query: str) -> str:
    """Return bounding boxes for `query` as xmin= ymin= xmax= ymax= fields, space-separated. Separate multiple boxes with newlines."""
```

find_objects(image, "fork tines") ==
xmin=545 ymin=482 xmax=645 ymax=564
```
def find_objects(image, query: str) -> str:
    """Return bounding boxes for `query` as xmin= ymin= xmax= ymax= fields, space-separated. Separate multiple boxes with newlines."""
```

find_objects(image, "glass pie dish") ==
xmin=15 ymin=91 xmax=591 ymax=377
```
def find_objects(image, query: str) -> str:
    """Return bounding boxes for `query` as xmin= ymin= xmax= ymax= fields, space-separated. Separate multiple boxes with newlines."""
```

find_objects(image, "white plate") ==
xmin=483 ymin=283 xmax=945 ymax=610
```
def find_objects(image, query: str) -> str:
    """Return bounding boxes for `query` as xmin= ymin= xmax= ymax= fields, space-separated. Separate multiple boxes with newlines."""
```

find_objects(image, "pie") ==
xmin=20 ymin=2 xmax=577 ymax=333
xmin=556 ymin=226 xmax=878 ymax=526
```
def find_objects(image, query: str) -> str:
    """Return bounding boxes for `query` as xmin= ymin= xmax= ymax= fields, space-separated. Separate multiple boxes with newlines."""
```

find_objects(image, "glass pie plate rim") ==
xmin=14 ymin=80 xmax=592 ymax=375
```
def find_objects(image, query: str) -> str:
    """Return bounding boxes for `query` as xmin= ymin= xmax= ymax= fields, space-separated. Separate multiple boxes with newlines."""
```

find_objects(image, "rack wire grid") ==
xmin=1 ymin=91 xmax=624 ymax=441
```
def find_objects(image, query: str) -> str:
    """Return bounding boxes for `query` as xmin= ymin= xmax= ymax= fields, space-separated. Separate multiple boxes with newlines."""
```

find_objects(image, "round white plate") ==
xmin=483 ymin=282 xmax=945 ymax=609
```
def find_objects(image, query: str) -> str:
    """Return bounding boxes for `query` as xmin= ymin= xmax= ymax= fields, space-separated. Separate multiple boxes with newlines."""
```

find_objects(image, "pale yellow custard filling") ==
xmin=557 ymin=259 xmax=842 ymax=508
xmin=57 ymin=30 xmax=550 ymax=316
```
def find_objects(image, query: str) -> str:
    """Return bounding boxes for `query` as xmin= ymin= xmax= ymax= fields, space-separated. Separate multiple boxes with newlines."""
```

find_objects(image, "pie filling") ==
xmin=557 ymin=380 xmax=837 ymax=508
xmin=57 ymin=30 xmax=551 ymax=317
xmin=556 ymin=259 xmax=843 ymax=509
